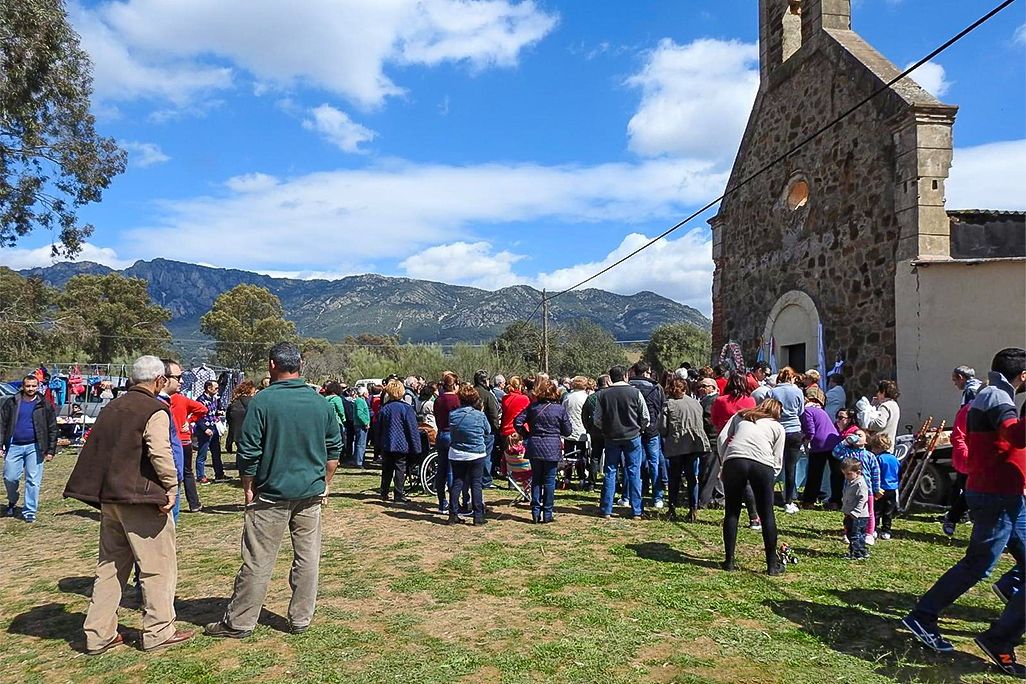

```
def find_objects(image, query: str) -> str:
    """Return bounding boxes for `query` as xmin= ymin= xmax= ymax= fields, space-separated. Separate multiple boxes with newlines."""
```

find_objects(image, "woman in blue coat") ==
xmin=374 ymin=380 xmax=421 ymax=503
xmin=515 ymin=378 xmax=573 ymax=523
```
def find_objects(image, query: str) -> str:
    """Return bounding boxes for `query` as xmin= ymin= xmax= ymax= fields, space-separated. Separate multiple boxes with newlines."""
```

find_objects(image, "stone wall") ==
xmin=712 ymin=40 xmax=909 ymax=399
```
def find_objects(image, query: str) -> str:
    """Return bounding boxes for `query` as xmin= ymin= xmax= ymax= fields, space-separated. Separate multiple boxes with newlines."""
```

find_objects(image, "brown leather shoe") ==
xmin=85 ymin=633 xmax=125 ymax=656
xmin=143 ymin=629 xmax=194 ymax=652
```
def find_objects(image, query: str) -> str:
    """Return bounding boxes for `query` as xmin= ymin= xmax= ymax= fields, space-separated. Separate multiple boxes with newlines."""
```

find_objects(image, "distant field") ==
xmin=0 ymin=454 xmax=1018 ymax=684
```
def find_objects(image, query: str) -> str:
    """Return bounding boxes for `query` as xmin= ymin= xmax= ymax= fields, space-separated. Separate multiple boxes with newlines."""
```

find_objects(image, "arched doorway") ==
xmin=762 ymin=290 xmax=820 ymax=371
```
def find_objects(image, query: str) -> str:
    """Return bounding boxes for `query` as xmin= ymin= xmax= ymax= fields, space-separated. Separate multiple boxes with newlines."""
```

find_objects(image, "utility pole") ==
xmin=541 ymin=289 xmax=549 ymax=375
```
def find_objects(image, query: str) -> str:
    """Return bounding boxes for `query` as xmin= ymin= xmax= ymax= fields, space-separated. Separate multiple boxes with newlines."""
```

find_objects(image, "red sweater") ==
xmin=500 ymin=391 xmax=531 ymax=436
xmin=169 ymin=393 xmax=207 ymax=445
xmin=966 ymin=377 xmax=1026 ymax=495
xmin=711 ymin=394 xmax=756 ymax=432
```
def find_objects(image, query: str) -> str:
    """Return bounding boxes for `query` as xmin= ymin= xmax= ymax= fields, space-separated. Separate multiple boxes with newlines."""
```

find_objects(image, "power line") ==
xmin=540 ymin=0 xmax=1016 ymax=306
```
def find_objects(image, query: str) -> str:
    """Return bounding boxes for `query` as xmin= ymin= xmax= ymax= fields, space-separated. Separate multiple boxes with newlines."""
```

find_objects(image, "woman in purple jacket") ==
xmin=799 ymin=386 xmax=841 ymax=508
xmin=514 ymin=378 xmax=573 ymax=524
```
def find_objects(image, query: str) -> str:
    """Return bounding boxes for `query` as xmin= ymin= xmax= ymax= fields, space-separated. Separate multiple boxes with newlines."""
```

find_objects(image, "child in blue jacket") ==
xmin=869 ymin=433 xmax=900 ymax=539
xmin=833 ymin=429 xmax=881 ymax=545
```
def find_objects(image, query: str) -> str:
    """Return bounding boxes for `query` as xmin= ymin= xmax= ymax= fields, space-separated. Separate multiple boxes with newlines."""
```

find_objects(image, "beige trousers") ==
xmin=223 ymin=496 xmax=322 ymax=631
xmin=82 ymin=503 xmax=178 ymax=651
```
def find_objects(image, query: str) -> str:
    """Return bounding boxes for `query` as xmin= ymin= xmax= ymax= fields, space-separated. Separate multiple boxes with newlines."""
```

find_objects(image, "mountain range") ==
xmin=19 ymin=258 xmax=710 ymax=344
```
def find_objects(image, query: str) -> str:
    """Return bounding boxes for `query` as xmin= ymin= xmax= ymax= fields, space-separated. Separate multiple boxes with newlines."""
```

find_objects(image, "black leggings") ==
xmin=722 ymin=458 xmax=778 ymax=569
xmin=782 ymin=432 xmax=803 ymax=505
xmin=801 ymin=451 xmax=837 ymax=505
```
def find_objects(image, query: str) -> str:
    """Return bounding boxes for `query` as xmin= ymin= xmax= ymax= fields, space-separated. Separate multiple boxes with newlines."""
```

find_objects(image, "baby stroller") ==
xmin=501 ymin=438 xmax=532 ymax=505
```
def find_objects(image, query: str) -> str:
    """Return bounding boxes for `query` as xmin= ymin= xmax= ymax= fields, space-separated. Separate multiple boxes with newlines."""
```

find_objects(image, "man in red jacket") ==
xmin=903 ymin=348 xmax=1026 ymax=676
xmin=164 ymin=360 xmax=207 ymax=513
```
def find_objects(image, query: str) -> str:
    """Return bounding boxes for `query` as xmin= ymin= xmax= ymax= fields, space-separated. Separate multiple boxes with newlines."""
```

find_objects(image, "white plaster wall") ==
xmin=895 ymin=258 xmax=1026 ymax=428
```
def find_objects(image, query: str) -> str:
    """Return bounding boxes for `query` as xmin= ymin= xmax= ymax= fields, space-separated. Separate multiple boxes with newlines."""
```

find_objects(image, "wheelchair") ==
xmin=405 ymin=432 xmax=439 ymax=497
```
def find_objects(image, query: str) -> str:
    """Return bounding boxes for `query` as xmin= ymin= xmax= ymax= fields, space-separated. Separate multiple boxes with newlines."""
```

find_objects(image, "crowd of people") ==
xmin=0 ymin=342 xmax=1022 ymax=675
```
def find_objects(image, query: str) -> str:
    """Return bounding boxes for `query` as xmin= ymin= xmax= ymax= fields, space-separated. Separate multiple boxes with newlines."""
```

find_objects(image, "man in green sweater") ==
xmin=205 ymin=342 xmax=342 ymax=638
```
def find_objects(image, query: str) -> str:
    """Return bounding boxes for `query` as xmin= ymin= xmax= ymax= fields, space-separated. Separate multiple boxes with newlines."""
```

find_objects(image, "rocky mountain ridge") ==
xmin=20 ymin=258 xmax=711 ymax=343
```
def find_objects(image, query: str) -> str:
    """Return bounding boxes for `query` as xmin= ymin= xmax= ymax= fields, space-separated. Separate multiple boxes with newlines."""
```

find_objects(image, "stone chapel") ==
xmin=710 ymin=0 xmax=1025 ymax=425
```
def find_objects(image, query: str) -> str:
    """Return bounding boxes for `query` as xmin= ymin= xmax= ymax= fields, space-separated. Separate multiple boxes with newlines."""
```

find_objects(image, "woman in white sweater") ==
xmin=717 ymin=398 xmax=786 ymax=575
xmin=864 ymin=380 xmax=901 ymax=445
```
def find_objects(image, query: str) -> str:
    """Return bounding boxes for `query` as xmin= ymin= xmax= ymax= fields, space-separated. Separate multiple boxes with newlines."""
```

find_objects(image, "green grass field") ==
xmin=0 ymin=454 xmax=1019 ymax=684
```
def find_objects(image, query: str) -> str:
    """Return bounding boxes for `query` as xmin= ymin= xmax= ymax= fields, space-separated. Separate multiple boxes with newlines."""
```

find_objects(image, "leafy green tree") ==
xmin=643 ymin=323 xmax=712 ymax=376
xmin=1 ymin=0 xmax=126 ymax=255
xmin=552 ymin=320 xmax=628 ymax=378
xmin=0 ymin=267 xmax=57 ymax=361
xmin=200 ymin=285 xmax=297 ymax=371
xmin=492 ymin=320 xmax=544 ymax=371
xmin=56 ymin=273 xmax=171 ymax=362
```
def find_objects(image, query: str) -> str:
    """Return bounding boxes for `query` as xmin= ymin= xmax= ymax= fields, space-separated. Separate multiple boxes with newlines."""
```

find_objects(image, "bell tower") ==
xmin=759 ymin=0 xmax=852 ymax=89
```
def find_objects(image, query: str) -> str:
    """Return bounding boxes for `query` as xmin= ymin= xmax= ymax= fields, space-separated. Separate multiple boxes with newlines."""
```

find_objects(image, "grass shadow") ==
xmin=54 ymin=508 xmax=101 ymax=522
xmin=381 ymin=510 xmax=449 ymax=526
xmin=8 ymin=603 xmax=86 ymax=649
xmin=831 ymin=588 xmax=998 ymax=629
xmin=626 ymin=542 xmax=721 ymax=569
xmin=765 ymin=598 xmax=991 ymax=683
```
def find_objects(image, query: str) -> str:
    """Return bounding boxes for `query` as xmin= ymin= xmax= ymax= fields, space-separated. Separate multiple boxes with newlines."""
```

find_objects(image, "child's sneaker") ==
xmin=865 ymin=534 xmax=875 ymax=546
xmin=784 ymin=503 xmax=799 ymax=514
xmin=878 ymin=532 xmax=891 ymax=540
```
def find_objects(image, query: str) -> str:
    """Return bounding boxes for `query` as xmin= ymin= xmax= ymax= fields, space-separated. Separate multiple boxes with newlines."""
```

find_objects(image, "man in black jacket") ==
xmin=0 ymin=375 xmax=57 ymax=522
xmin=474 ymin=370 xmax=501 ymax=487
xmin=629 ymin=362 xmax=666 ymax=511
xmin=595 ymin=365 xmax=650 ymax=519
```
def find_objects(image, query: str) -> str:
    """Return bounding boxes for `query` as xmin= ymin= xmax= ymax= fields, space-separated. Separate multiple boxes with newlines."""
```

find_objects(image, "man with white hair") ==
xmin=65 ymin=355 xmax=193 ymax=654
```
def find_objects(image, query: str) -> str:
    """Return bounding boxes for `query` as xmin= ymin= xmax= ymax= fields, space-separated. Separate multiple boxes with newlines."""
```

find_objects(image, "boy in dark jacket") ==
xmin=629 ymin=362 xmax=666 ymax=510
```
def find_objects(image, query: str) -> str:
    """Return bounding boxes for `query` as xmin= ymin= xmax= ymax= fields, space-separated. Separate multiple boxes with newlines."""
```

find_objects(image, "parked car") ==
xmin=355 ymin=378 xmax=382 ymax=390
xmin=0 ymin=382 xmax=16 ymax=397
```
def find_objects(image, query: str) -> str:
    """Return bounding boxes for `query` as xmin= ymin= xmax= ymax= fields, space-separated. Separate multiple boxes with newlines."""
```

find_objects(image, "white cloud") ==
xmin=905 ymin=60 xmax=951 ymax=98
xmin=302 ymin=105 xmax=377 ymax=153
xmin=69 ymin=2 xmax=233 ymax=106
xmin=534 ymin=230 xmax=713 ymax=314
xmin=946 ymin=139 xmax=1026 ymax=211
xmin=71 ymin=0 xmax=557 ymax=109
xmin=225 ymin=173 xmax=280 ymax=193
xmin=626 ymin=38 xmax=759 ymax=162
xmin=0 ymin=243 xmax=133 ymax=271
xmin=121 ymin=141 xmax=170 ymax=167
xmin=400 ymin=241 xmax=525 ymax=288
xmin=119 ymin=157 xmax=727 ymax=277
xmin=1014 ymin=22 xmax=1026 ymax=46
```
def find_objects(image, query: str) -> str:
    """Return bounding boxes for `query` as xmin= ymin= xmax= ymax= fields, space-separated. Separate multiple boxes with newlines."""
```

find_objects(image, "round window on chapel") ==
xmin=786 ymin=178 xmax=809 ymax=210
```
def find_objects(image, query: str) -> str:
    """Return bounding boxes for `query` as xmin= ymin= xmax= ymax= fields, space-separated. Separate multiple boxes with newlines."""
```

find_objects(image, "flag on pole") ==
xmin=817 ymin=322 xmax=827 ymax=390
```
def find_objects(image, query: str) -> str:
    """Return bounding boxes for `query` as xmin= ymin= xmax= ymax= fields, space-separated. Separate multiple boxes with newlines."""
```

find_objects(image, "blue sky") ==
xmin=2 ymin=0 xmax=1024 ymax=314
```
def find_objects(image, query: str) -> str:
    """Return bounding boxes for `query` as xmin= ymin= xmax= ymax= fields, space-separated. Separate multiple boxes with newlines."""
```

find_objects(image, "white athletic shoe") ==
xmin=784 ymin=503 xmax=800 ymax=515
xmin=865 ymin=534 xmax=876 ymax=546
xmin=654 ymin=500 xmax=665 ymax=510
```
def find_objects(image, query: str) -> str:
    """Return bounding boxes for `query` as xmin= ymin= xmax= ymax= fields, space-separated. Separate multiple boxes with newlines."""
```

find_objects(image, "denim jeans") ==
xmin=530 ymin=459 xmax=558 ymax=521
xmin=845 ymin=516 xmax=869 ymax=558
xmin=600 ymin=437 xmax=643 ymax=516
xmin=3 ymin=443 xmax=43 ymax=517
xmin=481 ymin=433 xmax=496 ymax=488
xmin=641 ymin=434 xmax=664 ymax=507
xmin=195 ymin=431 xmax=224 ymax=480
xmin=353 ymin=426 xmax=368 ymax=467
xmin=450 ymin=457 xmax=485 ymax=522
xmin=912 ymin=492 xmax=1026 ymax=639
xmin=434 ymin=431 xmax=452 ymax=509
xmin=667 ymin=453 xmax=701 ymax=512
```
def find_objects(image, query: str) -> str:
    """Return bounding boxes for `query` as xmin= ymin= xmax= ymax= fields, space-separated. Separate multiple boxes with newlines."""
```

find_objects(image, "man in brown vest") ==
xmin=64 ymin=355 xmax=194 ymax=654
